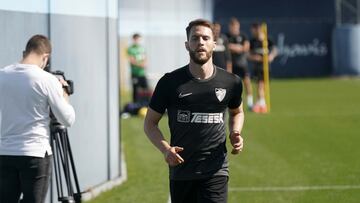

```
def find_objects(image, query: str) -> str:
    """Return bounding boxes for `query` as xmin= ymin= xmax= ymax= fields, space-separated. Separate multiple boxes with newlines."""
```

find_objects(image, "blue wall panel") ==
xmin=214 ymin=0 xmax=336 ymax=77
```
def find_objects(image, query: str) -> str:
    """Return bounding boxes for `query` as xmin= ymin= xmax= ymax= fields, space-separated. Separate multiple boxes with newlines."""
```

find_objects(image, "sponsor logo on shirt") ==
xmin=177 ymin=110 xmax=224 ymax=124
xmin=177 ymin=110 xmax=191 ymax=123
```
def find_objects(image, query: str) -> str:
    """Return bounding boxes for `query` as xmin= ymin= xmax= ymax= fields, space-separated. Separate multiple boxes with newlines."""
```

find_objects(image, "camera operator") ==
xmin=0 ymin=35 xmax=75 ymax=203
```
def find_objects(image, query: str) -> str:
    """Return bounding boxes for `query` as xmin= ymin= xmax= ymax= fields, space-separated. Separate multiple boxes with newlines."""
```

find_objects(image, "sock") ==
xmin=247 ymin=95 xmax=253 ymax=107
xmin=258 ymin=98 xmax=266 ymax=107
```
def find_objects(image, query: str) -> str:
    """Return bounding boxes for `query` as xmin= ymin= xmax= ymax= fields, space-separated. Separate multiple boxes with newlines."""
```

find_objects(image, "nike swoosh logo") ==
xmin=178 ymin=92 xmax=193 ymax=98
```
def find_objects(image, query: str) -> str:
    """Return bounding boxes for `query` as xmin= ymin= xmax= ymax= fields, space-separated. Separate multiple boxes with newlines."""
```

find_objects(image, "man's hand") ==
xmin=230 ymin=131 xmax=244 ymax=154
xmin=249 ymin=54 xmax=263 ymax=62
xmin=228 ymin=44 xmax=244 ymax=54
xmin=57 ymin=77 xmax=68 ymax=87
xmin=57 ymin=78 xmax=70 ymax=101
xmin=268 ymin=54 xmax=276 ymax=62
xmin=164 ymin=146 xmax=184 ymax=166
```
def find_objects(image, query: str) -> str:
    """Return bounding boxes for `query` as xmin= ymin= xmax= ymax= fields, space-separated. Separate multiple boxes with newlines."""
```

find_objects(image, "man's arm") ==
xmin=228 ymin=40 xmax=250 ymax=54
xmin=224 ymin=39 xmax=233 ymax=73
xmin=47 ymin=76 xmax=75 ymax=127
xmin=144 ymin=108 xmax=184 ymax=166
xmin=247 ymin=53 xmax=263 ymax=62
xmin=128 ymin=56 xmax=146 ymax=68
xmin=228 ymin=103 xmax=245 ymax=154
xmin=226 ymin=61 xmax=232 ymax=73
xmin=248 ymin=48 xmax=277 ymax=63
xmin=268 ymin=47 xmax=278 ymax=62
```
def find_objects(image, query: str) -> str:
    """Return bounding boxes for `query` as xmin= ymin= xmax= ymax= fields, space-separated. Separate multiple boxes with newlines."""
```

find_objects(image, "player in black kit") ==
xmin=144 ymin=19 xmax=245 ymax=203
xmin=213 ymin=22 xmax=232 ymax=72
xmin=227 ymin=17 xmax=254 ymax=110
xmin=248 ymin=23 xmax=277 ymax=113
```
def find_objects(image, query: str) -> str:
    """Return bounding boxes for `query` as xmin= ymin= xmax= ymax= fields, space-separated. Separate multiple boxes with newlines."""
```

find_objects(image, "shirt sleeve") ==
xmin=228 ymin=76 xmax=243 ymax=109
xmin=46 ymin=75 xmax=75 ymax=127
xmin=149 ymin=74 xmax=170 ymax=114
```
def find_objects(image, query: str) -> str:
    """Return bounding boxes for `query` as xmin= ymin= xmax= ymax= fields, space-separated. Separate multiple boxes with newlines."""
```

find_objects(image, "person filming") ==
xmin=0 ymin=35 xmax=75 ymax=203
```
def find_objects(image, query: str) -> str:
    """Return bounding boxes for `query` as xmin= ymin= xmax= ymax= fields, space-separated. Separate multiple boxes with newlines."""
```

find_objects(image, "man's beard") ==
xmin=189 ymin=49 xmax=212 ymax=65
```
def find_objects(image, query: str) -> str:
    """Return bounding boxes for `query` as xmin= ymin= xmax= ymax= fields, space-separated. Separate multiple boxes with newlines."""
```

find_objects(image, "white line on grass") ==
xmin=229 ymin=185 xmax=360 ymax=192
xmin=166 ymin=185 xmax=360 ymax=202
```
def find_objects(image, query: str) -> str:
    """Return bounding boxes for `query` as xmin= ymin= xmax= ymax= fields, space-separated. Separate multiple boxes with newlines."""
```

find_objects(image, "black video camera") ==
xmin=44 ymin=59 xmax=74 ymax=95
xmin=51 ymin=70 xmax=74 ymax=95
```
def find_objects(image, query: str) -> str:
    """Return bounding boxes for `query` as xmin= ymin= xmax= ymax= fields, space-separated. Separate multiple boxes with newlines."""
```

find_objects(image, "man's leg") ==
xmin=257 ymin=80 xmax=267 ymax=113
xmin=234 ymin=66 xmax=253 ymax=109
xmin=19 ymin=155 xmax=52 ymax=203
xmin=170 ymin=179 xmax=198 ymax=203
xmin=132 ymin=77 xmax=139 ymax=103
xmin=243 ymin=75 xmax=253 ymax=109
xmin=138 ymin=76 xmax=149 ymax=90
xmin=252 ymin=65 xmax=267 ymax=113
xmin=131 ymin=76 xmax=140 ymax=103
xmin=198 ymin=176 xmax=228 ymax=203
xmin=0 ymin=156 xmax=22 ymax=203
xmin=137 ymin=76 xmax=150 ymax=103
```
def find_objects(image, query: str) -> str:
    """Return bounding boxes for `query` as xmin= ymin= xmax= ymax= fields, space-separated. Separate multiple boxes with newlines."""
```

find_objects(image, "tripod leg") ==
xmin=60 ymin=130 xmax=74 ymax=196
xmin=51 ymin=132 xmax=64 ymax=200
xmin=64 ymin=130 xmax=82 ymax=200
xmin=51 ymin=125 xmax=81 ymax=203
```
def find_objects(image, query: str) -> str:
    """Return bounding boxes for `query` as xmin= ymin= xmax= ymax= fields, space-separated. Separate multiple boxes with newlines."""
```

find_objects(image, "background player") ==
xmin=127 ymin=33 xmax=149 ymax=103
xmin=248 ymin=23 xmax=278 ymax=113
xmin=226 ymin=17 xmax=254 ymax=110
xmin=213 ymin=22 xmax=232 ymax=72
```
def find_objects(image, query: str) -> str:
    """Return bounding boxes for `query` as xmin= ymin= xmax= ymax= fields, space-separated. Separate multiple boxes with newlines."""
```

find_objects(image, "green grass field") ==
xmin=88 ymin=78 xmax=360 ymax=203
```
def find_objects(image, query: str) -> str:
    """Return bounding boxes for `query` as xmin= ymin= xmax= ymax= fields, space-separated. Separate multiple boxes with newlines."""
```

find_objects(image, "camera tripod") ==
xmin=50 ymin=121 xmax=82 ymax=203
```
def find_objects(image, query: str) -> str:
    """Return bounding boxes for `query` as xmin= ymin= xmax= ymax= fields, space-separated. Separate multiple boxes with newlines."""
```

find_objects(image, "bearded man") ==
xmin=144 ymin=19 xmax=245 ymax=203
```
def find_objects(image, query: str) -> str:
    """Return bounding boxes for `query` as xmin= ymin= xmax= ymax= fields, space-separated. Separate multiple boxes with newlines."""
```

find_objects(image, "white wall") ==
xmin=119 ymin=0 xmax=213 ymax=89
xmin=0 ymin=0 xmax=120 ymax=202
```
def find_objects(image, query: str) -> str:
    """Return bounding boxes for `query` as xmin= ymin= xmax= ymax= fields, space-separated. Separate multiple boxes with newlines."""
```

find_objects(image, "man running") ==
xmin=144 ymin=19 xmax=245 ymax=203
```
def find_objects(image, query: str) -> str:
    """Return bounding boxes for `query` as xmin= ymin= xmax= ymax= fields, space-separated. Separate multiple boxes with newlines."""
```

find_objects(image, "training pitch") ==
xmin=89 ymin=78 xmax=360 ymax=203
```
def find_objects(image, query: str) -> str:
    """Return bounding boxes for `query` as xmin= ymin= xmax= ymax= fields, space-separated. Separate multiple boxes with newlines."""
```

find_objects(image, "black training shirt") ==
xmin=213 ymin=34 xmax=231 ymax=70
xmin=250 ymin=38 xmax=275 ymax=57
xmin=149 ymin=65 xmax=243 ymax=180
xmin=226 ymin=33 xmax=249 ymax=68
xmin=250 ymin=38 xmax=275 ymax=69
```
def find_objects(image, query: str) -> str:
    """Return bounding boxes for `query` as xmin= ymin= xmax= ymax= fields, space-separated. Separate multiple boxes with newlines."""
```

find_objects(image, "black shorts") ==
xmin=252 ymin=64 xmax=264 ymax=81
xmin=232 ymin=65 xmax=250 ymax=79
xmin=252 ymin=63 xmax=271 ymax=82
xmin=170 ymin=175 xmax=228 ymax=203
xmin=132 ymin=76 xmax=148 ymax=89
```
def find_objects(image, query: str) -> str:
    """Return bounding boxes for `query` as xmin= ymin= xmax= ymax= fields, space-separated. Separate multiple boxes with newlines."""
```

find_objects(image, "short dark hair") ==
xmin=132 ymin=33 xmax=141 ymax=39
xmin=229 ymin=17 xmax=240 ymax=25
xmin=23 ymin=35 xmax=51 ymax=57
xmin=251 ymin=22 xmax=261 ymax=29
xmin=213 ymin=22 xmax=221 ymax=26
xmin=186 ymin=19 xmax=214 ymax=40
